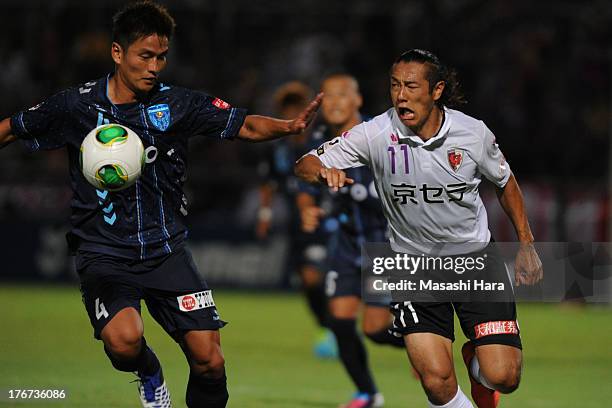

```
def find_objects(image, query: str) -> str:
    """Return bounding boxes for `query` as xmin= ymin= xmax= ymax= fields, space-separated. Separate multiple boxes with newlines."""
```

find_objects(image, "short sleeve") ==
xmin=303 ymin=123 xmax=370 ymax=169
xmin=10 ymin=90 xmax=71 ymax=151
xmin=476 ymin=122 xmax=511 ymax=187
xmin=181 ymin=92 xmax=247 ymax=140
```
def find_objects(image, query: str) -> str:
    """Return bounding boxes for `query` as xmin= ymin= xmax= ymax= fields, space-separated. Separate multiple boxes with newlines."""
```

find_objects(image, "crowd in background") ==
xmin=0 ymin=0 xmax=610 ymax=242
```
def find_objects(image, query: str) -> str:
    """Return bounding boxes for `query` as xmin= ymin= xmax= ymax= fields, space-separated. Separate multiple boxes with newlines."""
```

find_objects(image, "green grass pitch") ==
xmin=1 ymin=284 xmax=611 ymax=407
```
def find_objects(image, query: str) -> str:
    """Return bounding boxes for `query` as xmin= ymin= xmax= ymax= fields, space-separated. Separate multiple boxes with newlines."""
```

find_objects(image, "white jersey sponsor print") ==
xmin=307 ymin=107 xmax=511 ymax=255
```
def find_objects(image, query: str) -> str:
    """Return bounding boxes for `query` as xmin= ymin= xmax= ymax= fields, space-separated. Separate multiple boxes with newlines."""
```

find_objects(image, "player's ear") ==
xmin=432 ymin=81 xmax=445 ymax=102
xmin=111 ymin=42 xmax=123 ymax=65
xmin=356 ymin=93 xmax=363 ymax=109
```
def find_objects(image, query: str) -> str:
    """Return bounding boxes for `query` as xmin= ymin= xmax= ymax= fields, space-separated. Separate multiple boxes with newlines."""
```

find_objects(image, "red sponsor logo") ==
xmin=390 ymin=133 xmax=399 ymax=143
xmin=212 ymin=98 xmax=231 ymax=110
xmin=447 ymin=148 xmax=463 ymax=172
xmin=181 ymin=295 xmax=196 ymax=311
xmin=474 ymin=320 xmax=519 ymax=339
xmin=342 ymin=131 xmax=350 ymax=138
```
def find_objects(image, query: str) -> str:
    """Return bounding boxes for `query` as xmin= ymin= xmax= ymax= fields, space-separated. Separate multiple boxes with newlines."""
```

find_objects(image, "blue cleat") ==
xmin=314 ymin=329 xmax=339 ymax=359
xmin=136 ymin=367 xmax=172 ymax=408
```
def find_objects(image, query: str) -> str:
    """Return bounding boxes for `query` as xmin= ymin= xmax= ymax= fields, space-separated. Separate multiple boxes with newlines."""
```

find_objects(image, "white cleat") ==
xmin=372 ymin=392 xmax=385 ymax=408
xmin=136 ymin=369 xmax=172 ymax=408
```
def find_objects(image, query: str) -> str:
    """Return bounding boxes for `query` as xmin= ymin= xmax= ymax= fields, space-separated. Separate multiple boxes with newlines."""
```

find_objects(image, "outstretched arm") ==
xmin=237 ymin=93 xmax=323 ymax=142
xmin=295 ymin=154 xmax=353 ymax=192
xmin=0 ymin=118 xmax=17 ymax=149
xmin=496 ymin=173 xmax=543 ymax=286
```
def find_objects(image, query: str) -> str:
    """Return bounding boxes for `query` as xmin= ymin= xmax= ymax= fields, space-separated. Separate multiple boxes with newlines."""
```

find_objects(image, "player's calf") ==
xmin=183 ymin=332 xmax=226 ymax=378
xmin=182 ymin=330 xmax=228 ymax=408
xmin=328 ymin=317 xmax=379 ymax=395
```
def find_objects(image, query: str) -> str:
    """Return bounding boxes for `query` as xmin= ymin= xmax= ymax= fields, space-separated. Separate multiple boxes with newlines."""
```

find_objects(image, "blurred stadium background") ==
xmin=0 ymin=1 xmax=611 ymax=407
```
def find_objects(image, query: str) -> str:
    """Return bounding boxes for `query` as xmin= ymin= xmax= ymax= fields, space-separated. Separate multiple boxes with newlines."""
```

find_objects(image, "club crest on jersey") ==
xmin=147 ymin=104 xmax=171 ymax=131
xmin=447 ymin=148 xmax=463 ymax=172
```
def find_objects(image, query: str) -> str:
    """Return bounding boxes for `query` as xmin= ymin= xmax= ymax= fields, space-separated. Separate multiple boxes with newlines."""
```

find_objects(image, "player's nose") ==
xmin=398 ymin=85 xmax=409 ymax=100
xmin=396 ymin=88 xmax=408 ymax=102
xmin=148 ymin=60 xmax=161 ymax=74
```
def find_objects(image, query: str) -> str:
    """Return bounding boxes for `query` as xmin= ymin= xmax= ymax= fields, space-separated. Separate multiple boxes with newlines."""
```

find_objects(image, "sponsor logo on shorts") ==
xmin=177 ymin=290 xmax=216 ymax=312
xmin=474 ymin=320 xmax=518 ymax=339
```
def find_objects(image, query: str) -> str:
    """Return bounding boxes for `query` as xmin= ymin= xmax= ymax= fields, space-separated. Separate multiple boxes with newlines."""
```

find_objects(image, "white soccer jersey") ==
xmin=306 ymin=107 xmax=511 ymax=255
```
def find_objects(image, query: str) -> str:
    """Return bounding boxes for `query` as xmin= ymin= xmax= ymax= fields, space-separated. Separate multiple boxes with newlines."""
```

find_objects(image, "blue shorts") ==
xmin=326 ymin=230 xmax=389 ymax=307
xmin=76 ymin=247 xmax=226 ymax=341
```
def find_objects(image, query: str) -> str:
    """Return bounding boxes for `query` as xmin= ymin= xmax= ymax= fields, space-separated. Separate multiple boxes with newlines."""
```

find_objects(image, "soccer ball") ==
xmin=80 ymin=124 xmax=145 ymax=191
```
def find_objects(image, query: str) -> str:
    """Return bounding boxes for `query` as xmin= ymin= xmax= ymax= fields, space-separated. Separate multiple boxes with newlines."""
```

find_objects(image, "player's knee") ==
xmin=364 ymin=328 xmax=386 ymax=344
xmin=485 ymin=364 xmax=521 ymax=394
xmin=300 ymin=265 xmax=322 ymax=287
xmin=420 ymin=368 xmax=457 ymax=404
xmin=103 ymin=328 xmax=143 ymax=359
xmin=190 ymin=350 xmax=225 ymax=378
xmin=362 ymin=320 xmax=386 ymax=336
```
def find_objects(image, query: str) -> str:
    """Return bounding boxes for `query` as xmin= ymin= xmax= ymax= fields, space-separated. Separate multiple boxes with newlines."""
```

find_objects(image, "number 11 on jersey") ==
xmin=388 ymin=145 xmax=409 ymax=174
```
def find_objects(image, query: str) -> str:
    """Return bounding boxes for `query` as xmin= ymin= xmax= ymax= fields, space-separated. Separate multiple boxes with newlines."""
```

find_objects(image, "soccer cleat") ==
xmin=461 ymin=341 xmax=500 ymax=408
xmin=313 ymin=329 xmax=338 ymax=359
xmin=136 ymin=368 xmax=172 ymax=408
xmin=372 ymin=393 xmax=385 ymax=407
xmin=339 ymin=392 xmax=384 ymax=408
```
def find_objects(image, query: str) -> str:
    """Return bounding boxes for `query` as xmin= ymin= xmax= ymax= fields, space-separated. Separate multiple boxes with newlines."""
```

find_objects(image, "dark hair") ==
xmin=393 ymin=49 xmax=466 ymax=108
xmin=112 ymin=1 xmax=176 ymax=49
xmin=273 ymin=81 xmax=313 ymax=112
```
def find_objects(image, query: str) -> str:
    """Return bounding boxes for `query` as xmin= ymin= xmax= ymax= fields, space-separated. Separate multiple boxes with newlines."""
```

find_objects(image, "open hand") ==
xmin=287 ymin=92 xmax=324 ymax=134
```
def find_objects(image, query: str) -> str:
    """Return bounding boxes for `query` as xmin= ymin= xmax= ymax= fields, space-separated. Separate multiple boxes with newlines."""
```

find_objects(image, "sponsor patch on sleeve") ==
xmin=474 ymin=320 xmax=519 ymax=339
xmin=212 ymin=98 xmax=231 ymax=110
xmin=177 ymin=290 xmax=216 ymax=312
xmin=317 ymin=146 xmax=325 ymax=156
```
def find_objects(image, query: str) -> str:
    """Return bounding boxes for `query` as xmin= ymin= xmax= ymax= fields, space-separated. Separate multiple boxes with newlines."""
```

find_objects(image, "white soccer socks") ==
xmin=427 ymin=386 xmax=474 ymax=408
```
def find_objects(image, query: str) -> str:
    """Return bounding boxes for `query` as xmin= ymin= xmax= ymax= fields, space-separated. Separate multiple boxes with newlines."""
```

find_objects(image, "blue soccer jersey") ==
xmin=10 ymin=75 xmax=247 ymax=259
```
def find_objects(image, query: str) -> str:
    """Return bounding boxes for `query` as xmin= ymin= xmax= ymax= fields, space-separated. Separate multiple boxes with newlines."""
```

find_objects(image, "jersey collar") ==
xmin=105 ymin=73 xmax=158 ymax=109
xmin=392 ymin=107 xmax=451 ymax=146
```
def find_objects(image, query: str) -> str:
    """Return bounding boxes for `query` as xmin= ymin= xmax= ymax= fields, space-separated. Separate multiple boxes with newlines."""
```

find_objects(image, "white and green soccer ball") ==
xmin=80 ymin=124 xmax=145 ymax=191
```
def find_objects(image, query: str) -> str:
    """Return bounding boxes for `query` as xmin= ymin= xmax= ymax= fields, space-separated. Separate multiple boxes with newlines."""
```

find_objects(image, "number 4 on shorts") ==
xmin=95 ymin=298 xmax=109 ymax=320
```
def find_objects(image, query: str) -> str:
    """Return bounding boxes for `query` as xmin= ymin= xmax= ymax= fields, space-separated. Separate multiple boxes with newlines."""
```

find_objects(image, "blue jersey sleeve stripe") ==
xmin=10 ymin=113 xmax=41 ymax=151
xmin=9 ymin=112 xmax=29 ymax=138
xmin=220 ymin=107 xmax=247 ymax=140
